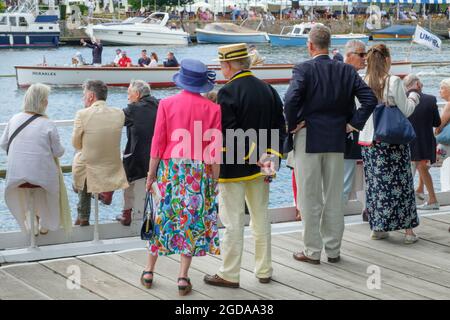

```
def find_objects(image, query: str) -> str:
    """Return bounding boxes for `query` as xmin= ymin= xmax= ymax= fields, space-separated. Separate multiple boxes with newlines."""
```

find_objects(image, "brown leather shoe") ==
xmin=203 ymin=274 xmax=239 ymax=288
xmin=258 ymin=277 xmax=271 ymax=284
xmin=74 ymin=218 xmax=90 ymax=227
xmin=327 ymin=256 xmax=340 ymax=263
xmin=293 ymin=252 xmax=320 ymax=264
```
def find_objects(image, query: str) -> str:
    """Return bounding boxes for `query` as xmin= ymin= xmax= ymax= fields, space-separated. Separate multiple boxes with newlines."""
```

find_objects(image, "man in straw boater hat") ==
xmin=203 ymin=43 xmax=287 ymax=288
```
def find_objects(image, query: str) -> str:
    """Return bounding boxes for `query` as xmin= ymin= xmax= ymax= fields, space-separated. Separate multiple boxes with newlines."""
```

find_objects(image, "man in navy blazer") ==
xmin=284 ymin=24 xmax=377 ymax=265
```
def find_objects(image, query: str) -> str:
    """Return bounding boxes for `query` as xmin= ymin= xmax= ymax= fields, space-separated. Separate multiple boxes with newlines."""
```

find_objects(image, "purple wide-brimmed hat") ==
xmin=173 ymin=59 xmax=216 ymax=93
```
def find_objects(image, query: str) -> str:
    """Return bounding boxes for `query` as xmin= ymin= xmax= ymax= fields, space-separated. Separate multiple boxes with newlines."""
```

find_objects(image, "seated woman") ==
xmin=148 ymin=52 xmax=159 ymax=67
xmin=0 ymin=83 xmax=70 ymax=235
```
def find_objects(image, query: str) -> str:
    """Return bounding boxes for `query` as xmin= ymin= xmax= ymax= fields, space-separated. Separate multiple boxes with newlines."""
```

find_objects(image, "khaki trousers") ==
xmin=123 ymin=178 xmax=146 ymax=211
xmin=217 ymin=176 xmax=272 ymax=283
xmin=293 ymin=129 xmax=344 ymax=260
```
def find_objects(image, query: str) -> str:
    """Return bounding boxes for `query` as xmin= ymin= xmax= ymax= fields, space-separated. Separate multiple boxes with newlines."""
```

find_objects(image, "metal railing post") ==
xmin=93 ymin=193 xmax=100 ymax=242
xmin=28 ymin=190 xmax=37 ymax=249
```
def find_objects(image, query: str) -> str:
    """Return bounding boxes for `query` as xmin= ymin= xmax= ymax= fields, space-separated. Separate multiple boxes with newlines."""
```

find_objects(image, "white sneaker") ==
xmin=371 ymin=231 xmax=389 ymax=240
xmin=405 ymin=234 xmax=419 ymax=244
xmin=417 ymin=202 xmax=440 ymax=210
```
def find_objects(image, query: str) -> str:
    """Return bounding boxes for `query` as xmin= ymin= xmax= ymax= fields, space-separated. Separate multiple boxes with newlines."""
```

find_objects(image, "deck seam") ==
xmin=0 ymin=269 xmax=53 ymax=300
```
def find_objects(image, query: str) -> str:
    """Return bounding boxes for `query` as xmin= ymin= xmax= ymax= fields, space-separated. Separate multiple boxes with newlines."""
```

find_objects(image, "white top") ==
xmin=358 ymin=75 xmax=420 ymax=145
xmin=113 ymin=54 xmax=121 ymax=64
xmin=0 ymin=112 xmax=65 ymax=194
xmin=148 ymin=59 xmax=158 ymax=67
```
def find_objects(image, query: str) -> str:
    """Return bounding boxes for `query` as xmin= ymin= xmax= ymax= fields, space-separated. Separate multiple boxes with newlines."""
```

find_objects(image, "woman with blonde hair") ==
xmin=0 ymin=83 xmax=71 ymax=235
xmin=436 ymin=78 xmax=450 ymax=192
xmin=358 ymin=44 xmax=420 ymax=244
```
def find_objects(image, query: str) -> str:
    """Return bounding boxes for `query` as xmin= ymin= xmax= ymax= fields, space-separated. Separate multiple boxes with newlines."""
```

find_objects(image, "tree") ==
xmin=127 ymin=0 xmax=193 ymax=11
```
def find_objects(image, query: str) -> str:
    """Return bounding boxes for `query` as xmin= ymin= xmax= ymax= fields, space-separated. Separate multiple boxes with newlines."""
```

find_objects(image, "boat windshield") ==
xmin=0 ymin=16 xmax=6 ymax=25
xmin=122 ymin=17 xmax=145 ymax=24
xmin=141 ymin=14 xmax=165 ymax=25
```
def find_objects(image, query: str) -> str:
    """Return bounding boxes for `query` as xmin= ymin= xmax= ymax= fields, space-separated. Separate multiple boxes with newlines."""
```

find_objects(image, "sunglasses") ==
xmin=351 ymin=52 xmax=367 ymax=58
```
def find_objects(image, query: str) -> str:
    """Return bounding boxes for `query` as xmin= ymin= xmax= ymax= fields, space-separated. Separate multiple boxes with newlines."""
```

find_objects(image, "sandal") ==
xmin=178 ymin=277 xmax=192 ymax=296
xmin=141 ymin=271 xmax=153 ymax=289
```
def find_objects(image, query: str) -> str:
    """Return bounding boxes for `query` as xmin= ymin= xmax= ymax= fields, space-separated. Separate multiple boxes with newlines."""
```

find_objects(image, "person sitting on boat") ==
xmin=81 ymin=37 xmax=103 ymax=65
xmin=138 ymin=49 xmax=151 ymax=67
xmin=249 ymin=44 xmax=265 ymax=66
xmin=148 ymin=52 xmax=159 ymax=67
xmin=118 ymin=51 xmax=133 ymax=68
xmin=72 ymin=52 xmax=86 ymax=67
xmin=115 ymin=80 xmax=158 ymax=226
xmin=0 ymin=83 xmax=71 ymax=236
xmin=72 ymin=80 xmax=129 ymax=226
xmin=332 ymin=48 xmax=344 ymax=62
xmin=163 ymin=52 xmax=179 ymax=67
xmin=113 ymin=48 xmax=122 ymax=66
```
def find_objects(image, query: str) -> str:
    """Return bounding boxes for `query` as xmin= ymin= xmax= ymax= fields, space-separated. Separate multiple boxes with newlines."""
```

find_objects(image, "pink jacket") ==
xmin=150 ymin=90 xmax=222 ymax=163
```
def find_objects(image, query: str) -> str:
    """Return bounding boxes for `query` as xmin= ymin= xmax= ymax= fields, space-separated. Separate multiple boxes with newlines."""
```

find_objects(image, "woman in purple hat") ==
xmin=142 ymin=59 xmax=222 ymax=296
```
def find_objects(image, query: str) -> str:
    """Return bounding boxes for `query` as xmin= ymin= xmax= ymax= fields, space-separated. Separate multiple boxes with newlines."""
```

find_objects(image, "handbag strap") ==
xmin=7 ymin=114 xmax=42 ymax=155
xmin=383 ymin=76 xmax=391 ymax=106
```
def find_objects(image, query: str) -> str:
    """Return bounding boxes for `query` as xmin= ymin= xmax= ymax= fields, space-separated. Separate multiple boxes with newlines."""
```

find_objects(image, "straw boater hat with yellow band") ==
xmin=216 ymin=43 xmax=254 ymax=62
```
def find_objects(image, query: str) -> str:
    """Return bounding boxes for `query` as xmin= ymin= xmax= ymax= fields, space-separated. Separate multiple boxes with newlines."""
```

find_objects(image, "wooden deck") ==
xmin=1 ymin=212 xmax=450 ymax=300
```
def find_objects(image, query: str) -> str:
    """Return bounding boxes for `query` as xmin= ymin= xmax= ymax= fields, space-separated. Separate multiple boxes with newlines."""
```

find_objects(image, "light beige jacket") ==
xmin=72 ymin=100 xmax=129 ymax=194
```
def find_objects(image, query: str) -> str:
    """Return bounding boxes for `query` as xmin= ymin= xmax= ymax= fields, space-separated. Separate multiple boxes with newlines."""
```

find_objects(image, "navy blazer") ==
xmin=284 ymin=55 xmax=378 ymax=153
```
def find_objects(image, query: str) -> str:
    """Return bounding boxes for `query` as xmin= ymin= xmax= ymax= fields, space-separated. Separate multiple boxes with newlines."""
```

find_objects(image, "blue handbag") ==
xmin=436 ymin=124 xmax=450 ymax=145
xmin=373 ymin=77 xmax=416 ymax=145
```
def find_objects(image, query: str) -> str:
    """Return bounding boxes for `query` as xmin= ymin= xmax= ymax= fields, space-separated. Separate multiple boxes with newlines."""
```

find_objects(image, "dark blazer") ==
xmin=284 ymin=55 xmax=377 ymax=153
xmin=123 ymin=95 xmax=159 ymax=182
xmin=84 ymin=42 xmax=103 ymax=64
xmin=163 ymin=57 xmax=179 ymax=67
xmin=218 ymin=70 xmax=287 ymax=181
xmin=408 ymin=93 xmax=441 ymax=164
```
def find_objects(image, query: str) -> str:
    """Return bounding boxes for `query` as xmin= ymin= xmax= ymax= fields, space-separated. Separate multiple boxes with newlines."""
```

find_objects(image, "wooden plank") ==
xmin=270 ymin=234 xmax=450 ymax=299
xmin=118 ymin=249 xmax=252 ymax=300
xmin=257 ymin=236 xmax=426 ymax=300
xmin=413 ymin=218 xmax=450 ymax=247
xmin=41 ymin=258 xmax=157 ymax=300
xmin=172 ymin=252 xmax=318 ymax=300
xmin=2 ymin=263 xmax=102 ymax=300
xmin=423 ymin=214 xmax=450 ymax=225
xmin=0 ymin=270 xmax=50 ymax=300
xmin=79 ymin=253 xmax=184 ymax=300
xmin=342 ymin=223 xmax=450 ymax=272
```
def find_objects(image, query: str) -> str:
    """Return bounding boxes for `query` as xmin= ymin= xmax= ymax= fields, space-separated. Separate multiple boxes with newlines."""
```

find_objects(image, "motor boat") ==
xmin=196 ymin=20 xmax=269 ymax=44
xmin=85 ymin=12 xmax=189 ymax=45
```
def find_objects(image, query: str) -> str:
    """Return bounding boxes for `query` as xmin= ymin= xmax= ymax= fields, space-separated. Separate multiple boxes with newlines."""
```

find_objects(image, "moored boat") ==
xmin=269 ymin=23 xmax=369 ymax=46
xmin=84 ymin=12 xmax=189 ymax=45
xmin=371 ymin=24 xmax=416 ymax=41
xmin=15 ymin=62 xmax=412 ymax=88
xmin=196 ymin=21 xmax=269 ymax=44
xmin=0 ymin=1 xmax=60 ymax=49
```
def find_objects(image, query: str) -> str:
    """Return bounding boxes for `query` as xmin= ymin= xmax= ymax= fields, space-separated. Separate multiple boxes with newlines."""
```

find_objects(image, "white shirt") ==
xmin=148 ymin=59 xmax=158 ymax=67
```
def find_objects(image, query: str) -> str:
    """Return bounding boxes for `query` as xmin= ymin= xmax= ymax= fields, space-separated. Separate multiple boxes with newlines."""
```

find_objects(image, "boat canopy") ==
xmin=371 ymin=25 xmax=416 ymax=36
xmin=34 ymin=15 xmax=58 ymax=23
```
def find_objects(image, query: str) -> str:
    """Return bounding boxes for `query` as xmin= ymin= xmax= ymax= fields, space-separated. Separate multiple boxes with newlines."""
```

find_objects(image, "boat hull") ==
xmin=269 ymin=34 xmax=369 ymax=46
xmin=90 ymin=28 xmax=189 ymax=45
xmin=372 ymin=34 xmax=412 ymax=41
xmin=0 ymin=31 xmax=59 ymax=48
xmin=196 ymin=30 xmax=269 ymax=43
xmin=15 ymin=62 xmax=412 ymax=88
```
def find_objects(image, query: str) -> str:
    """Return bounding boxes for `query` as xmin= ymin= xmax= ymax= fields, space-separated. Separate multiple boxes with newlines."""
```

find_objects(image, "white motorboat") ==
xmin=84 ymin=12 xmax=189 ymax=45
xmin=14 ymin=61 xmax=412 ymax=88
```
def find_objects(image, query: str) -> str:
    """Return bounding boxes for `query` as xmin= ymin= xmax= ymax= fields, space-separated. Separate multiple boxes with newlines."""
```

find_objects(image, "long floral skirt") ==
xmin=148 ymin=159 xmax=220 ymax=257
xmin=361 ymin=142 xmax=419 ymax=232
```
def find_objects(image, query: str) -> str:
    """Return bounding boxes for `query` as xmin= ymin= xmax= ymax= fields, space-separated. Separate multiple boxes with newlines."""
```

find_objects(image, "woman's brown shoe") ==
xmin=140 ymin=271 xmax=153 ymax=289
xmin=178 ymin=277 xmax=192 ymax=296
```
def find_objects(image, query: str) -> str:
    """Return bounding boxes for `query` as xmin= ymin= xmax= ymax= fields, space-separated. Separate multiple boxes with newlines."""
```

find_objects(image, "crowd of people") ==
xmin=3 ymin=24 xmax=450 ymax=295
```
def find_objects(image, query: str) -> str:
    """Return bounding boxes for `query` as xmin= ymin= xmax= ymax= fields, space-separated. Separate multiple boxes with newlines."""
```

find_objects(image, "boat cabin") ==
xmin=0 ymin=12 xmax=58 ymax=32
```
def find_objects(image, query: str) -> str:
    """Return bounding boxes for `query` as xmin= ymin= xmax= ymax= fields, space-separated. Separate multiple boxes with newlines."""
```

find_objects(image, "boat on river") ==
xmin=196 ymin=21 xmax=269 ymax=44
xmin=371 ymin=24 xmax=416 ymax=41
xmin=84 ymin=12 xmax=189 ymax=45
xmin=14 ymin=61 xmax=412 ymax=88
xmin=269 ymin=23 xmax=369 ymax=46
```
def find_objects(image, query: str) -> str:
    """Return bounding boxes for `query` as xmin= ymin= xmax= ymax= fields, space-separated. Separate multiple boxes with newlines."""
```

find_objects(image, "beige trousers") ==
xmin=217 ymin=176 xmax=272 ymax=283
xmin=123 ymin=178 xmax=146 ymax=212
xmin=293 ymin=129 xmax=345 ymax=260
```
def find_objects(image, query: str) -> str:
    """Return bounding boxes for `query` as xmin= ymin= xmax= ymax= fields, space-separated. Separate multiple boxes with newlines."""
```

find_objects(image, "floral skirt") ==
xmin=362 ymin=142 xmax=419 ymax=232
xmin=148 ymin=159 xmax=220 ymax=257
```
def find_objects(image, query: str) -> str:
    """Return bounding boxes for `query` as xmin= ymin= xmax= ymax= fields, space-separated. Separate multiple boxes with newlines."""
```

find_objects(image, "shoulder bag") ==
xmin=7 ymin=114 xmax=42 ymax=155
xmin=140 ymin=191 xmax=155 ymax=241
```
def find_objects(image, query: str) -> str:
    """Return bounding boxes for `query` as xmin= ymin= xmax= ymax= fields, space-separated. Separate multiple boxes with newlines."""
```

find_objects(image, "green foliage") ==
xmin=59 ymin=4 xmax=66 ymax=20
xmin=0 ymin=1 xmax=5 ymax=13
xmin=79 ymin=4 xmax=88 ymax=15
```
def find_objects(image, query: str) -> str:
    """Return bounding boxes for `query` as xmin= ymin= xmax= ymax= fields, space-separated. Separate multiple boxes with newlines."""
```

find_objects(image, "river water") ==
xmin=0 ymin=41 xmax=449 ymax=231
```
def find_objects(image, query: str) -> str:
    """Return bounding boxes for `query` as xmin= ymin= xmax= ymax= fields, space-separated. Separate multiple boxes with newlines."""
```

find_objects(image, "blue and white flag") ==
xmin=412 ymin=25 xmax=442 ymax=51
